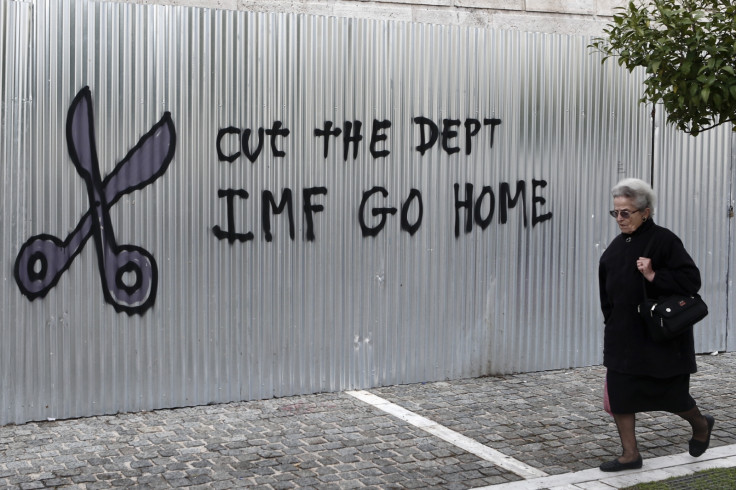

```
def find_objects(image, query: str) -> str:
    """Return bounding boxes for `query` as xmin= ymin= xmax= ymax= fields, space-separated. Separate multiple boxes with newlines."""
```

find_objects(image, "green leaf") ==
xmin=591 ymin=0 xmax=736 ymax=135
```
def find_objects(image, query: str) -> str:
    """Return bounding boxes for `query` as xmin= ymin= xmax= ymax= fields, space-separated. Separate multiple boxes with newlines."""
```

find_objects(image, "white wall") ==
xmin=108 ymin=0 xmax=627 ymax=36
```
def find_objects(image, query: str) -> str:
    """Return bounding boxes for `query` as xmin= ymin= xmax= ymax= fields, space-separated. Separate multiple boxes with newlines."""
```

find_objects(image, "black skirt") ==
xmin=606 ymin=369 xmax=696 ymax=414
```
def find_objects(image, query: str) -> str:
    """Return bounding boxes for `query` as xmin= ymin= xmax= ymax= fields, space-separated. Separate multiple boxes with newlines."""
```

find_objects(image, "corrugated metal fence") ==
xmin=1 ymin=0 xmax=733 ymax=425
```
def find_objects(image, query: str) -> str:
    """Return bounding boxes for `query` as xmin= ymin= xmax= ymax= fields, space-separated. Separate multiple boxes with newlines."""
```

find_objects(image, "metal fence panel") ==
xmin=1 ymin=0 xmax=728 ymax=425
xmin=2 ymin=0 xmax=36 ymax=425
xmin=653 ymin=111 xmax=734 ymax=353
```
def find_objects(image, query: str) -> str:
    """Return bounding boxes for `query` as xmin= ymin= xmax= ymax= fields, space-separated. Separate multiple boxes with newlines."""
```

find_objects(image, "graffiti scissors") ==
xmin=14 ymin=87 xmax=176 ymax=315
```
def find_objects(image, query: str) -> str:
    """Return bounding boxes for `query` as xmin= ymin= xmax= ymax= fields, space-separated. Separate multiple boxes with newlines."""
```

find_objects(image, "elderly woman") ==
xmin=598 ymin=178 xmax=714 ymax=472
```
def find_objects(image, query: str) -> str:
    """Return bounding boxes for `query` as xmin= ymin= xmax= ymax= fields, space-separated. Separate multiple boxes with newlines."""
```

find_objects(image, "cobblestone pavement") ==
xmin=1 ymin=352 xmax=734 ymax=489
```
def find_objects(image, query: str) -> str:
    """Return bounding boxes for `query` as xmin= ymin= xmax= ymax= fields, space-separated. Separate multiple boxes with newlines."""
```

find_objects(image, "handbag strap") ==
xmin=639 ymin=227 xmax=658 ymax=301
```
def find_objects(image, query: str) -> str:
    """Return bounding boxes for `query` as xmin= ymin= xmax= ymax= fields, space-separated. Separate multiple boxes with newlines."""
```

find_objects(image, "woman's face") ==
xmin=613 ymin=196 xmax=649 ymax=234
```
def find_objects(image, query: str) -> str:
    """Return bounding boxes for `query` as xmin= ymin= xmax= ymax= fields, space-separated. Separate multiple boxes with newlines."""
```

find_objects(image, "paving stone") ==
xmin=18 ymin=483 xmax=45 ymax=490
xmin=71 ymin=474 xmax=98 ymax=484
xmin=1 ymin=353 xmax=734 ymax=489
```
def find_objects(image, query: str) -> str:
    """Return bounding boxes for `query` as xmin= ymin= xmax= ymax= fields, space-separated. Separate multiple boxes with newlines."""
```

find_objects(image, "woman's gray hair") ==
xmin=611 ymin=178 xmax=656 ymax=216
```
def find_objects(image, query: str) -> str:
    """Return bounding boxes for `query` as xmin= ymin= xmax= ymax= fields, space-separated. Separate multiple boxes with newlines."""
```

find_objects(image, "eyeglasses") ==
xmin=609 ymin=209 xmax=641 ymax=219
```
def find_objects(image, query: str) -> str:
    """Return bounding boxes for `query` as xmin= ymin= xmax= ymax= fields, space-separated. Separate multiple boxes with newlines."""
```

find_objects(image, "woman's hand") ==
xmin=637 ymin=257 xmax=655 ymax=282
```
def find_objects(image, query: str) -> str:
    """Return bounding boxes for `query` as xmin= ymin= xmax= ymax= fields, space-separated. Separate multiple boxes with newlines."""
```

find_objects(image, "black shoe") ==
xmin=599 ymin=455 xmax=643 ymax=472
xmin=689 ymin=414 xmax=715 ymax=457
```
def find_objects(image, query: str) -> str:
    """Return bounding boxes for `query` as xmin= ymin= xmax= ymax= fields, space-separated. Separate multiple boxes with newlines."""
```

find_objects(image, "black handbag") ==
xmin=636 ymin=230 xmax=708 ymax=342
xmin=638 ymin=294 xmax=708 ymax=342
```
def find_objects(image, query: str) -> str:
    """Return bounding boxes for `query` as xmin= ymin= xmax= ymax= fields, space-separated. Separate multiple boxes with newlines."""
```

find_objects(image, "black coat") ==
xmin=598 ymin=219 xmax=701 ymax=377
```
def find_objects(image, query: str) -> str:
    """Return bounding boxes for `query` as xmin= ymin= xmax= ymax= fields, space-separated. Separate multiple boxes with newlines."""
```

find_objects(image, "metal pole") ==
xmin=650 ymin=105 xmax=656 ymax=188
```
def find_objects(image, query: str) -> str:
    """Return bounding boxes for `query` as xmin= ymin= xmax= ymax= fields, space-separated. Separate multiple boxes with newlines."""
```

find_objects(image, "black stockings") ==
xmin=675 ymin=406 xmax=709 ymax=442
xmin=612 ymin=407 xmax=709 ymax=463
